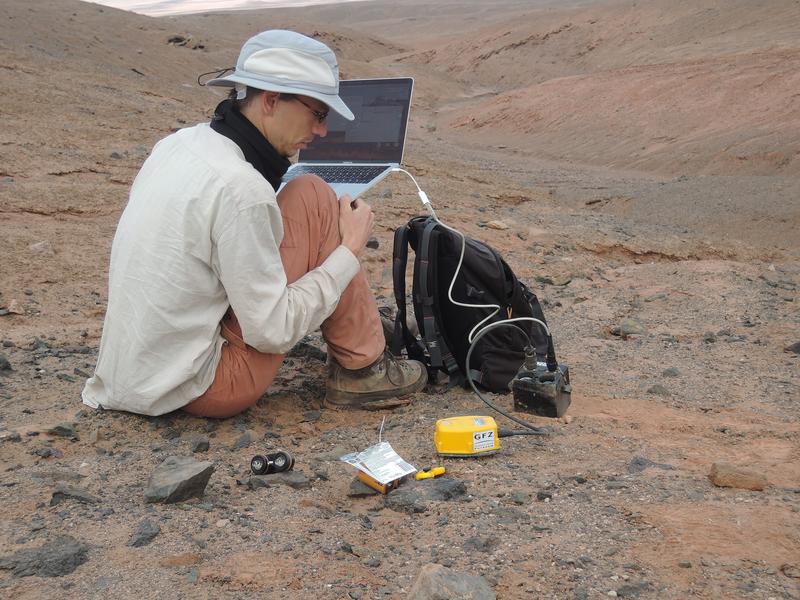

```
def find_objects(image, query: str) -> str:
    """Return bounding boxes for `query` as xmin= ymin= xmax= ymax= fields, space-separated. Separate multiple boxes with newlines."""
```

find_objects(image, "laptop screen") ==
xmin=299 ymin=77 xmax=413 ymax=164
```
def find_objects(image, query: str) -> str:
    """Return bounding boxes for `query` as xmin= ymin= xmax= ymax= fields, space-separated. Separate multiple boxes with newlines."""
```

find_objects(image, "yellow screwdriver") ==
xmin=415 ymin=466 xmax=446 ymax=480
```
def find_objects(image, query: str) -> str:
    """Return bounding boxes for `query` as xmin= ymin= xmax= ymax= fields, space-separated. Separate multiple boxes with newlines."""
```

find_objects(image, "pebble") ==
xmin=678 ymin=560 xmax=692 ymax=568
xmin=0 ymin=431 xmax=22 ymax=443
xmin=189 ymin=435 xmax=209 ymax=453
xmin=0 ymin=354 xmax=12 ymax=373
xmin=50 ymin=484 xmax=98 ymax=506
xmin=47 ymin=423 xmax=78 ymax=440
xmin=611 ymin=319 xmax=647 ymax=338
xmin=266 ymin=471 xmax=311 ymax=490
xmin=128 ymin=519 xmax=161 ymax=547
xmin=232 ymin=430 xmax=252 ymax=450
xmin=647 ymin=384 xmax=670 ymax=397
xmin=485 ymin=220 xmax=509 ymax=230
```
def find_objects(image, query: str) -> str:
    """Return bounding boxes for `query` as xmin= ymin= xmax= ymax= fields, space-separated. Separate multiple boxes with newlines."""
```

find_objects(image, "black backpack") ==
xmin=391 ymin=216 xmax=552 ymax=392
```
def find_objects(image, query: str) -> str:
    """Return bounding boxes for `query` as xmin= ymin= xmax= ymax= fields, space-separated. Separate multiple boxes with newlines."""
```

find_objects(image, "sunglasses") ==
xmin=292 ymin=96 xmax=329 ymax=124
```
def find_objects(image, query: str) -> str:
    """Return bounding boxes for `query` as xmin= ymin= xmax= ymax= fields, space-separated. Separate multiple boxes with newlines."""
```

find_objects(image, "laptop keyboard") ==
xmin=283 ymin=164 xmax=389 ymax=184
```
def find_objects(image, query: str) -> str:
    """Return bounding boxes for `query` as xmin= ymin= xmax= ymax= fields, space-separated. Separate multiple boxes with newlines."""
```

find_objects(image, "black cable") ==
xmin=498 ymin=429 xmax=548 ymax=437
xmin=465 ymin=320 xmax=549 ymax=435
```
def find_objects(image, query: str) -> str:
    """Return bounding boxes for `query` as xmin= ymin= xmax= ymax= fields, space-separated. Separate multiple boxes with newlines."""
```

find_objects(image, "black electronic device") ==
xmin=510 ymin=348 xmax=571 ymax=418
xmin=250 ymin=450 xmax=295 ymax=475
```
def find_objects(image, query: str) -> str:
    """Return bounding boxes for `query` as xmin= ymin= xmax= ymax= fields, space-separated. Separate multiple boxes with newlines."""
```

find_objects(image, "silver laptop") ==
xmin=281 ymin=77 xmax=414 ymax=199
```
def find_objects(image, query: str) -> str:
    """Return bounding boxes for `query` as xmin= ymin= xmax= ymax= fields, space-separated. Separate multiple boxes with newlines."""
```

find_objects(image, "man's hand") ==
xmin=338 ymin=194 xmax=374 ymax=258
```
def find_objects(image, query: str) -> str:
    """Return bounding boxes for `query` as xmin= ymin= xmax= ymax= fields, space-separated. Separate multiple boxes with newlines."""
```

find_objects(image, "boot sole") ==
xmin=324 ymin=372 xmax=427 ymax=410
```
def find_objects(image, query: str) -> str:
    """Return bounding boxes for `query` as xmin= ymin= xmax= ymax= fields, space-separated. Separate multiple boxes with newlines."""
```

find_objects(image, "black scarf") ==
xmin=210 ymin=99 xmax=291 ymax=191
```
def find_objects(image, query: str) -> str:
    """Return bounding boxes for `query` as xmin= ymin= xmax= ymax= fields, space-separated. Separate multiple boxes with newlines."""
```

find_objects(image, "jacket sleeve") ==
xmin=214 ymin=200 xmax=360 ymax=354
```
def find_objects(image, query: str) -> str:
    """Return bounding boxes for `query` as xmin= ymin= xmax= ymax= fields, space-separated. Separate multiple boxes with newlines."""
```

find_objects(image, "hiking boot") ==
xmin=325 ymin=350 xmax=427 ymax=410
xmin=378 ymin=306 xmax=419 ymax=347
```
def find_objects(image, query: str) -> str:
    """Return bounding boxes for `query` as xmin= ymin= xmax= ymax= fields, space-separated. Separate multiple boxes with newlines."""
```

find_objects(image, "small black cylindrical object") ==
xmin=250 ymin=450 xmax=295 ymax=475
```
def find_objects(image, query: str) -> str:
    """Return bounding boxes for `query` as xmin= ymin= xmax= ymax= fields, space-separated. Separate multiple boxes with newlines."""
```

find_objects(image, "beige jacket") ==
xmin=82 ymin=123 xmax=358 ymax=415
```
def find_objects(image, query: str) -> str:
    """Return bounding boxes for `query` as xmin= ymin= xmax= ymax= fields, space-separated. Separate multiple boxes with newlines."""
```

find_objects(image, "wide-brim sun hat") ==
xmin=207 ymin=29 xmax=354 ymax=121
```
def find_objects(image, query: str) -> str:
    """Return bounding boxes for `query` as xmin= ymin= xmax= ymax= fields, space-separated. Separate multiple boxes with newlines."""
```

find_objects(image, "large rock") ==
xmin=0 ymin=536 xmax=89 ymax=577
xmin=144 ymin=456 xmax=214 ymax=503
xmin=408 ymin=563 xmax=495 ymax=600
xmin=709 ymin=462 xmax=768 ymax=491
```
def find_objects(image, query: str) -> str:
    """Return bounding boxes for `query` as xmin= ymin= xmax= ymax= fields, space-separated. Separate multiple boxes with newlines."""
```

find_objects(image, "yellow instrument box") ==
xmin=434 ymin=416 xmax=500 ymax=457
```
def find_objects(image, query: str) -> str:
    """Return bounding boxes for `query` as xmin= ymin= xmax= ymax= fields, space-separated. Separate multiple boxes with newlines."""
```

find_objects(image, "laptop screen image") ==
xmin=299 ymin=78 xmax=413 ymax=164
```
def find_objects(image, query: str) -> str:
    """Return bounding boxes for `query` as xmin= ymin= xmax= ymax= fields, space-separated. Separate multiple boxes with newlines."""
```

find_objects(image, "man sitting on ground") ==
xmin=82 ymin=30 xmax=426 ymax=418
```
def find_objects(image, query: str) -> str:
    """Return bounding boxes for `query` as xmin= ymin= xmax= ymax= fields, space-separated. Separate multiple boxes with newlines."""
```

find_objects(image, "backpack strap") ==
xmin=392 ymin=222 xmax=426 ymax=362
xmin=418 ymin=220 xmax=459 ymax=378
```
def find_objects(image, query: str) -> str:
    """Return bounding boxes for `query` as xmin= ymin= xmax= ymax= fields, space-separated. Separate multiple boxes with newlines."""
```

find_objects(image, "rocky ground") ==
xmin=1 ymin=0 xmax=799 ymax=599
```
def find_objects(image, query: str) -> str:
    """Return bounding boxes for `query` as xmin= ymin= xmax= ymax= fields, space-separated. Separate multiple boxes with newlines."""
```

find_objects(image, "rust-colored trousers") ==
xmin=184 ymin=175 xmax=384 ymax=418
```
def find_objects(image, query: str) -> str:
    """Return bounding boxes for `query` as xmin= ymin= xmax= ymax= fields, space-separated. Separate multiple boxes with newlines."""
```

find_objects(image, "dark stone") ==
xmin=348 ymin=478 xmax=379 ymax=497
xmin=784 ymin=341 xmax=800 ymax=355
xmin=364 ymin=557 xmax=381 ymax=567
xmin=0 ymin=535 xmax=89 ymax=577
xmin=647 ymin=384 xmax=670 ymax=397
xmin=536 ymin=490 xmax=553 ymax=501
xmin=303 ymin=410 xmax=322 ymax=423
xmin=491 ymin=507 xmax=530 ymax=524
xmin=617 ymin=581 xmax=652 ymax=597
xmin=34 ymin=447 xmax=63 ymax=459
xmin=245 ymin=476 xmax=271 ymax=490
xmin=385 ymin=478 xmax=467 ymax=514
xmin=266 ymin=471 xmax=311 ymax=490
xmin=31 ymin=337 xmax=50 ymax=350
xmin=628 ymin=456 xmax=674 ymax=473
xmin=661 ymin=367 xmax=680 ymax=377
xmin=47 ymin=423 xmax=78 ymax=440
xmin=463 ymin=536 xmax=499 ymax=553
xmin=1 ymin=431 xmax=22 ymax=443
xmin=128 ymin=520 xmax=161 ymax=547
xmin=0 ymin=354 xmax=12 ymax=373
xmin=160 ymin=427 xmax=181 ymax=441
xmin=50 ymin=484 xmax=98 ymax=506
xmin=232 ymin=430 xmax=252 ymax=450
xmin=144 ymin=456 xmax=214 ymax=503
